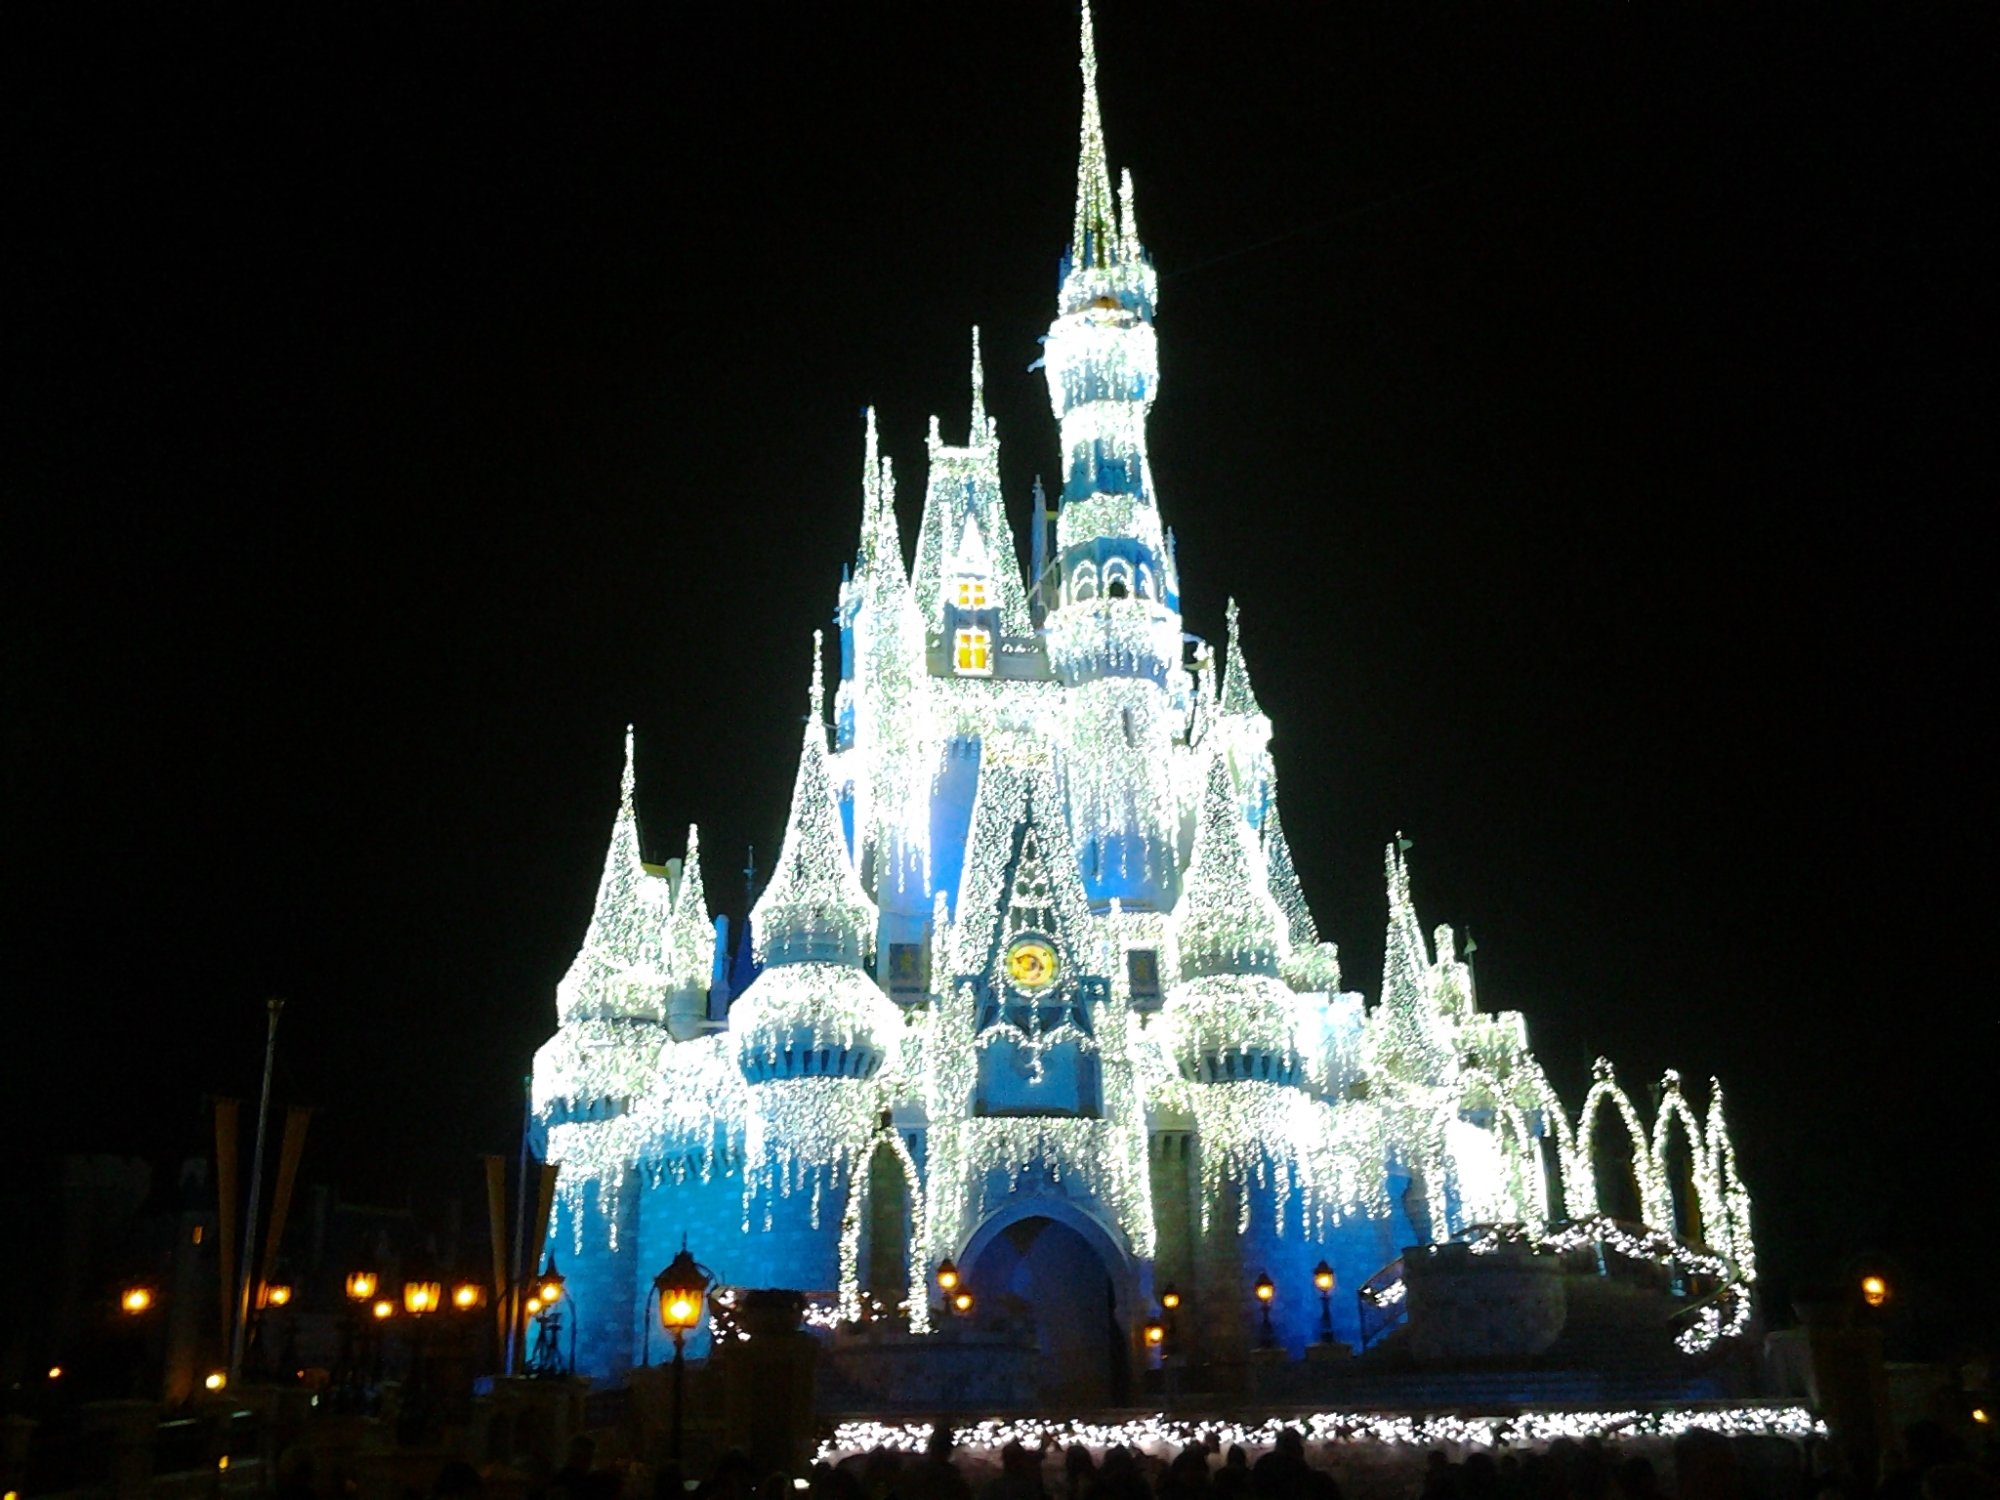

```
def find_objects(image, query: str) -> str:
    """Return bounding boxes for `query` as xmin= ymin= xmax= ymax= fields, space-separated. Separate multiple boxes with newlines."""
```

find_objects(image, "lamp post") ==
xmin=656 ymin=1244 xmax=712 ymax=1468
xmin=936 ymin=1259 xmax=960 ymax=1320
xmin=401 ymin=1275 xmax=442 ymax=1439
xmin=341 ymin=1270 xmax=378 ymax=1407
xmin=528 ymin=1257 xmax=569 ymax=1377
xmin=1312 ymin=1261 xmax=1336 ymax=1344
xmin=1254 ymin=1271 xmax=1276 ymax=1350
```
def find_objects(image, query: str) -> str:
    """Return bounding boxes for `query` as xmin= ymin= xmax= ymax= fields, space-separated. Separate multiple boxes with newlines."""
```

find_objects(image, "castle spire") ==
xmin=1220 ymin=598 xmax=1264 ymax=717
xmin=749 ymin=633 xmax=878 ymax=967
xmin=1073 ymin=1 xmax=1117 ymax=272
xmin=1377 ymin=837 xmax=1454 ymax=1084
xmin=553 ymin=725 xmax=670 ymax=1024
xmin=1174 ymin=749 xmax=1285 ymax=979
xmin=663 ymin=822 xmax=716 ymax=993
xmin=857 ymin=406 xmax=882 ymax=571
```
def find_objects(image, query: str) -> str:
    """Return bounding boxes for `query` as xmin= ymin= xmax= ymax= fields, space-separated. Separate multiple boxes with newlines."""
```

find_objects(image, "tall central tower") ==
xmin=1042 ymin=5 xmax=1185 ymax=911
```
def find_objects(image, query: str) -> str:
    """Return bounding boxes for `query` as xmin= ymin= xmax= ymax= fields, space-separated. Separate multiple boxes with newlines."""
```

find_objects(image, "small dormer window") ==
xmin=955 ymin=628 xmax=992 ymax=675
xmin=955 ymin=578 xmax=989 ymax=610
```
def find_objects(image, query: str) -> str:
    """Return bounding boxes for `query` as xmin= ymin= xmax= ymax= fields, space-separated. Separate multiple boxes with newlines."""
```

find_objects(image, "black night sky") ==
xmin=9 ymin=6 xmax=1993 ymax=1345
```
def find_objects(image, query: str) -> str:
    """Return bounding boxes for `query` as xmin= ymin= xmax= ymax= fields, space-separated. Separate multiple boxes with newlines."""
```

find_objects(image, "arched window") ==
xmin=1104 ymin=558 xmax=1133 ymax=600
xmin=1071 ymin=561 xmax=1099 ymax=603
xmin=1136 ymin=564 xmax=1153 ymax=600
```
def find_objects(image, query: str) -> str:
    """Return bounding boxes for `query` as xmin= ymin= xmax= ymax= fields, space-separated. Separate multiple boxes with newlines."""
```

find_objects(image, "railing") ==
xmin=1355 ymin=1256 xmax=1407 ymax=1350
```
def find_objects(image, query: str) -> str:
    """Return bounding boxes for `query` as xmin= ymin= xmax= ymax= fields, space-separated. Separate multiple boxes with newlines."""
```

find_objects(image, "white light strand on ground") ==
xmin=819 ymin=1404 xmax=1826 ymax=1462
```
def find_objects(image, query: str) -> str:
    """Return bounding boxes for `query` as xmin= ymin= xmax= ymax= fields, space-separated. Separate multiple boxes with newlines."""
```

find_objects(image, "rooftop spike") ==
xmin=1118 ymin=167 xmax=1142 ymax=262
xmin=1073 ymin=1 xmax=1117 ymax=271
xmin=969 ymin=326 xmax=987 ymax=441
xmin=1221 ymin=598 xmax=1264 ymax=717
xmin=857 ymin=407 xmax=885 ymax=571
xmin=809 ymin=628 xmax=826 ymax=731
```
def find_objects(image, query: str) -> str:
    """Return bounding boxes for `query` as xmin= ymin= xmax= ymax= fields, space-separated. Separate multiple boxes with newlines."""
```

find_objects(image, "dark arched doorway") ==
xmin=966 ymin=1215 xmax=1127 ymax=1407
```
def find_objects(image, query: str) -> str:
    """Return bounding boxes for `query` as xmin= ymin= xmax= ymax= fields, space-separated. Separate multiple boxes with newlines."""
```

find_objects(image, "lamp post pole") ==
xmin=228 ymin=998 xmax=284 ymax=1386
xmin=670 ymin=1326 xmax=687 ymax=1465
xmin=1313 ymin=1261 xmax=1336 ymax=1344
xmin=1254 ymin=1272 xmax=1276 ymax=1350
xmin=655 ymin=1245 xmax=711 ymax=1468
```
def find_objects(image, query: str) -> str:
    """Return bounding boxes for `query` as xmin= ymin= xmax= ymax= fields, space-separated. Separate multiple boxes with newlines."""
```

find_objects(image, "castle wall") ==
xmin=548 ymin=1170 xmax=639 ymax=1381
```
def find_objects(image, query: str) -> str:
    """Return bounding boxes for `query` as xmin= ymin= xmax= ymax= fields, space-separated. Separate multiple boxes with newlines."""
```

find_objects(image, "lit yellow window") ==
xmin=955 ymin=578 xmax=989 ymax=609
xmin=955 ymin=628 xmax=991 ymax=675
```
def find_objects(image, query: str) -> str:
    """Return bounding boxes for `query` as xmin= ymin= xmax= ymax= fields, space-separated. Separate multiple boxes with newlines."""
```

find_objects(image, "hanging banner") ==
xmin=256 ymin=1106 xmax=312 ymax=1294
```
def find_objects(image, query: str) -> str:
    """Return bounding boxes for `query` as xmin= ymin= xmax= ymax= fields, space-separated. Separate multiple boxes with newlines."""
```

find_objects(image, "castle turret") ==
xmin=735 ymin=636 xmax=900 ymax=1086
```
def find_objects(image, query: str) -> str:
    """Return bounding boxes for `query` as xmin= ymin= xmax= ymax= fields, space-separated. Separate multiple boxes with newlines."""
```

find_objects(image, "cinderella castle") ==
xmin=530 ymin=7 xmax=1757 ymax=1394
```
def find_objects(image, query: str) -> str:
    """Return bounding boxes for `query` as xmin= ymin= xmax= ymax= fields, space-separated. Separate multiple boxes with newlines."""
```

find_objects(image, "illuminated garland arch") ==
xmin=836 ymin=1125 xmax=933 ymax=1332
xmin=1650 ymin=1072 xmax=1721 ymax=1249
xmin=1570 ymin=1061 xmax=1668 ymax=1227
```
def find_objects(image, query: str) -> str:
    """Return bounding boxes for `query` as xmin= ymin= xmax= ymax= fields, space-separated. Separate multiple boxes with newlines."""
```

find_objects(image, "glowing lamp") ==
xmin=525 ymin=1296 xmax=542 ymax=1317
xmin=345 ymin=1271 xmax=378 ymax=1303
xmin=1972 ymin=1407 xmax=1989 ymax=1426
xmin=536 ymin=1257 xmax=566 ymax=1306
xmin=1313 ymin=1261 xmax=1335 ymax=1294
xmin=120 ymin=1286 xmax=154 ymax=1314
xmin=1860 ymin=1275 xmax=1888 ymax=1308
xmin=403 ymin=1280 xmax=442 ymax=1316
xmin=451 ymin=1281 xmax=486 ymax=1311
xmin=1143 ymin=1320 xmax=1165 ymax=1347
xmin=936 ymin=1258 xmax=960 ymax=1293
xmin=656 ymin=1247 xmax=711 ymax=1335
xmin=47 ymin=1367 xmax=62 ymax=1380
xmin=1159 ymin=1284 xmax=1181 ymax=1311
xmin=204 ymin=1372 xmax=227 ymax=1392
xmin=952 ymin=1291 xmax=973 ymax=1314
xmin=1254 ymin=1272 xmax=1275 ymax=1303
xmin=261 ymin=1281 xmax=293 ymax=1309
xmin=370 ymin=1299 xmax=394 ymax=1321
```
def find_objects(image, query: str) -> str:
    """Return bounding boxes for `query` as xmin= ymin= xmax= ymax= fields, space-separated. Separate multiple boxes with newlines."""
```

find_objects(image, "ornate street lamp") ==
xmin=1254 ymin=1271 xmax=1276 ymax=1350
xmin=951 ymin=1290 xmax=973 ymax=1316
xmin=346 ymin=1270 xmax=378 ymax=1304
xmin=655 ymin=1243 xmax=713 ymax=1467
xmin=1312 ymin=1261 xmax=1336 ymax=1344
xmin=528 ymin=1257 xmax=571 ymax=1377
xmin=120 ymin=1285 xmax=156 ymax=1315
xmin=1860 ymin=1274 xmax=1889 ymax=1308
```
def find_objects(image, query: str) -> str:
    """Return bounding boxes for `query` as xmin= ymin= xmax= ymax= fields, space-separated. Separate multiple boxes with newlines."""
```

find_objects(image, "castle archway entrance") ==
xmin=962 ymin=1209 xmax=1131 ymax=1408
